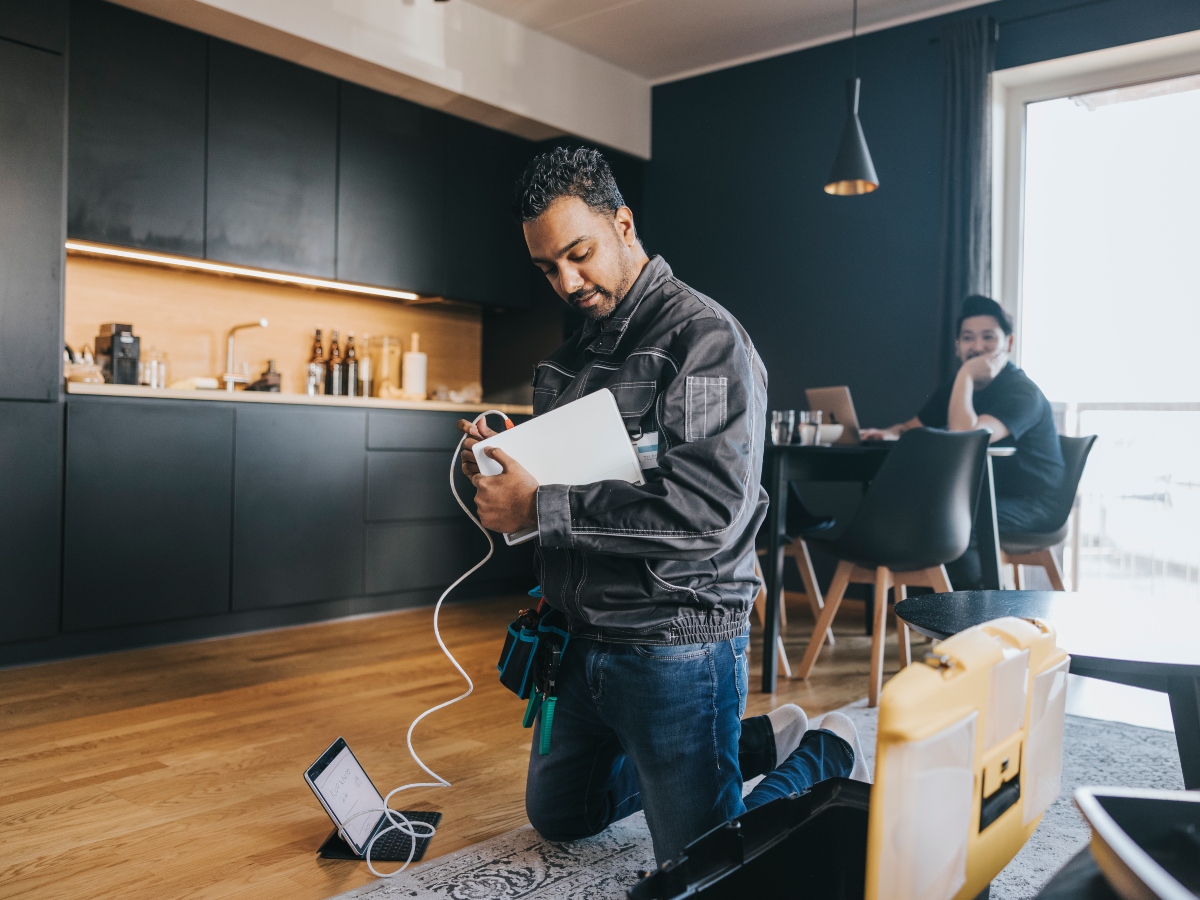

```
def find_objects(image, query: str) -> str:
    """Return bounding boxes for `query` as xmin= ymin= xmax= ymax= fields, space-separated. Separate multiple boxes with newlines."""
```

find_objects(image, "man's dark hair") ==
xmin=514 ymin=146 xmax=627 ymax=223
xmin=957 ymin=294 xmax=1013 ymax=336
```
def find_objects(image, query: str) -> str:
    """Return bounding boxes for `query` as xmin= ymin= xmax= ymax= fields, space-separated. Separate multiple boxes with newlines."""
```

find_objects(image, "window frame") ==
xmin=990 ymin=30 xmax=1200 ymax=366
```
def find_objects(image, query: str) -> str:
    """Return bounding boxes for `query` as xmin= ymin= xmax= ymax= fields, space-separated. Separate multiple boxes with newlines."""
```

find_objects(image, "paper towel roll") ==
xmin=402 ymin=332 xmax=427 ymax=400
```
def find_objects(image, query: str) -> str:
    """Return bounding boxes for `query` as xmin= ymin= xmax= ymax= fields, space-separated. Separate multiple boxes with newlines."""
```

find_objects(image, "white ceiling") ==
xmin=468 ymin=0 xmax=991 ymax=82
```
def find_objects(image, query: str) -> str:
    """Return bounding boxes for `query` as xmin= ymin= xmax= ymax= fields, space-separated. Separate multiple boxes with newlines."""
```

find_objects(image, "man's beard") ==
xmin=568 ymin=253 xmax=636 ymax=320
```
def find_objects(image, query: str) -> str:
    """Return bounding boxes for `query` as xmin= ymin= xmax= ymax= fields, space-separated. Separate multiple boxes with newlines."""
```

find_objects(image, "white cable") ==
xmin=355 ymin=409 xmax=512 ymax=878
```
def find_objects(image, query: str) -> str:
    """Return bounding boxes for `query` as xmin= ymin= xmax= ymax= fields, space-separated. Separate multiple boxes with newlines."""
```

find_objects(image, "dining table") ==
xmin=759 ymin=440 xmax=1015 ymax=693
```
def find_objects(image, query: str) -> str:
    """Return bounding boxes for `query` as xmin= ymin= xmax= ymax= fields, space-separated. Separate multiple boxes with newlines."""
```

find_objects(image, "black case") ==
xmin=318 ymin=810 xmax=442 ymax=862
xmin=628 ymin=778 xmax=870 ymax=900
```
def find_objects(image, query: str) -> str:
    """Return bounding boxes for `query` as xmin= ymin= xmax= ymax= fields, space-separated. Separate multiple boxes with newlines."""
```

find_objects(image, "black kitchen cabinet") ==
xmin=367 ymin=409 xmax=463 ymax=450
xmin=366 ymin=520 xmax=491 ymax=595
xmin=232 ymin=406 xmax=366 ymax=610
xmin=62 ymin=398 xmax=235 ymax=631
xmin=67 ymin=0 xmax=207 ymax=256
xmin=0 ymin=401 xmax=63 ymax=643
xmin=206 ymin=40 xmax=338 ymax=277
xmin=0 ymin=37 xmax=64 ymax=401
xmin=443 ymin=117 xmax=533 ymax=309
xmin=367 ymin=451 xmax=461 ymax=522
xmin=338 ymin=84 xmax=445 ymax=296
xmin=0 ymin=0 xmax=66 ymax=53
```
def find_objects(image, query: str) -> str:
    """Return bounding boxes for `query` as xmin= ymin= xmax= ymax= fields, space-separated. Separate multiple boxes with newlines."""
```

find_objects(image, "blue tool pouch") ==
xmin=497 ymin=605 xmax=570 ymax=754
xmin=497 ymin=613 xmax=540 ymax=699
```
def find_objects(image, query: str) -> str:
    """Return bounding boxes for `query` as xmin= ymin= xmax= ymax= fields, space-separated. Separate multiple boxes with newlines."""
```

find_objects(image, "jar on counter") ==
xmin=368 ymin=335 xmax=401 ymax=398
xmin=140 ymin=348 xmax=170 ymax=389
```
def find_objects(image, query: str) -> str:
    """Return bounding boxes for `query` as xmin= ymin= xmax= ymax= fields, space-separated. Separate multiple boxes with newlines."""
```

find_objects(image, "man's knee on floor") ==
xmin=525 ymin=795 xmax=608 ymax=843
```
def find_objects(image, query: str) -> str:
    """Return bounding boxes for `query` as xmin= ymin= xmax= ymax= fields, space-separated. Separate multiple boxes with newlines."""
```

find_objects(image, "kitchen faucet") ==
xmin=224 ymin=319 xmax=268 ymax=391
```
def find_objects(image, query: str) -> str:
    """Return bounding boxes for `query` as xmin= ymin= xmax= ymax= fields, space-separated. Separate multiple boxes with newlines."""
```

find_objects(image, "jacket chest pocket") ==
xmin=532 ymin=362 xmax=578 ymax=415
xmin=609 ymin=381 xmax=657 ymax=424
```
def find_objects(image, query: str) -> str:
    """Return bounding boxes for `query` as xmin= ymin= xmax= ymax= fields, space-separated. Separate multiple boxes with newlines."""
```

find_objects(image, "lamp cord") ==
xmin=851 ymin=0 xmax=858 ymax=80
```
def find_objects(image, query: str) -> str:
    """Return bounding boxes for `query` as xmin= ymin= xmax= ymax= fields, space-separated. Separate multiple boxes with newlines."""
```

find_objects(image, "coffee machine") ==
xmin=95 ymin=323 xmax=141 ymax=385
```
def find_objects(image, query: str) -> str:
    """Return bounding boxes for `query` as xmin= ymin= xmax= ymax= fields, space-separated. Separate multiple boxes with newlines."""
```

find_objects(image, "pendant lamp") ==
xmin=825 ymin=0 xmax=879 ymax=195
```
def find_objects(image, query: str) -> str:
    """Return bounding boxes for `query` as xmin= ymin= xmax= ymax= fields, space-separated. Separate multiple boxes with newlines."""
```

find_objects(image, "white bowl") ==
xmin=817 ymin=424 xmax=844 ymax=445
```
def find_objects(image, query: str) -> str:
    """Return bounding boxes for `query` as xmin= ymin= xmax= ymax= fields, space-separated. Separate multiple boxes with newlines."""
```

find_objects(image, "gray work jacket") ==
xmin=533 ymin=255 xmax=768 ymax=645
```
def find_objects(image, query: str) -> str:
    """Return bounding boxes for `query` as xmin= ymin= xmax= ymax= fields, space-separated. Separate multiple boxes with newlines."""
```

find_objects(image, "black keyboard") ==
xmin=318 ymin=809 xmax=443 ymax=863
xmin=364 ymin=810 xmax=443 ymax=862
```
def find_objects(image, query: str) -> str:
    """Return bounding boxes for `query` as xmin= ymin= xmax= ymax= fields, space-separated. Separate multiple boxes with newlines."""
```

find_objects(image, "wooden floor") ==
xmin=0 ymin=594 xmax=903 ymax=900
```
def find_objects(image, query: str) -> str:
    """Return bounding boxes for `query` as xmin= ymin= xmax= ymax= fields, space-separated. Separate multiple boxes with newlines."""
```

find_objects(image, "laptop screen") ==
xmin=311 ymin=743 xmax=384 ymax=851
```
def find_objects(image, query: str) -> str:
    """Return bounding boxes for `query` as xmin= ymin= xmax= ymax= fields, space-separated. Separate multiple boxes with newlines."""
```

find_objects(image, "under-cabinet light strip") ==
xmin=64 ymin=240 xmax=421 ymax=302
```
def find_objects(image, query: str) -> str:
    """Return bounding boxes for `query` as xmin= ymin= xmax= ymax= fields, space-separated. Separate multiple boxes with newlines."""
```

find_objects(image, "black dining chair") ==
xmin=1001 ymin=434 xmax=1097 ymax=591
xmin=795 ymin=428 xmax=991 ymax=706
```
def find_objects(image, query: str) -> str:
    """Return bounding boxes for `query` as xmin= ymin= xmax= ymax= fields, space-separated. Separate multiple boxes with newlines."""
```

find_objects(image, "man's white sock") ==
xmin=767 ymin=704 xmax=808 ymax=767
xmin=816 ymin=711 xmax=872 ymax=782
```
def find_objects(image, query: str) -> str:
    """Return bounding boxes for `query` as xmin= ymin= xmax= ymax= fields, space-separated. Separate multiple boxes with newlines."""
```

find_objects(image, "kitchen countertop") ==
xmin=66 ymin=381 xmax=534 ymax=416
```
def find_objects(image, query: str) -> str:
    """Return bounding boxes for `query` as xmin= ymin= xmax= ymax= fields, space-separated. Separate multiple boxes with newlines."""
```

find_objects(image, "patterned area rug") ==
xmin=332 ymin=701 xmax=1182 ymax=900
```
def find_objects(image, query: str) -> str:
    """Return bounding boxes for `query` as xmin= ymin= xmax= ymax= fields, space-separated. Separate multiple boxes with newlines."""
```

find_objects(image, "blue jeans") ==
xmin=524 ymin=631 xmax=854 ymax=864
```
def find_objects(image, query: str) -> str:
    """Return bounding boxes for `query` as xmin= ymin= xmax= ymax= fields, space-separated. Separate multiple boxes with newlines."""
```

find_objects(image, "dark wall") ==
xmin=645 ymin=0 xmax=1200 ymax=426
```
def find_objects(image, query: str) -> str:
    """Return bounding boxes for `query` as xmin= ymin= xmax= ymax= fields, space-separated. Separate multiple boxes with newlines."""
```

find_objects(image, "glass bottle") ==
xmin=358 ymin=333 xmax=373 ymax=397
xmin=307 ymin=329 xmax=325 ymax=396
xmin=344 ymin=333 xmax=359 ymax=398
xmin=326 ymin=330 xmax=344 ymax=396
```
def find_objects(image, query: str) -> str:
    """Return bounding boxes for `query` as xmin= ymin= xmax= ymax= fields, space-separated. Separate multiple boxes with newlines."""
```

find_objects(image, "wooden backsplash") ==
xmin=64 ymin=255 xmax=482 ymax=395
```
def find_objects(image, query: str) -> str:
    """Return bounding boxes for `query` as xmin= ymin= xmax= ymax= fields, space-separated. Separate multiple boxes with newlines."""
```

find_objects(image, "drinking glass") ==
xmin=798 ymin=410 xmax=822 ymax=445
xmin=770 ymin=410 xmax=796 ymax=446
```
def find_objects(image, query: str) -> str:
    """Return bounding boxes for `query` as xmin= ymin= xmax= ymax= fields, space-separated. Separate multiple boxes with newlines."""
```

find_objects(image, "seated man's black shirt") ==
xmin=918 ymin=363 xmax=1064 ymax=501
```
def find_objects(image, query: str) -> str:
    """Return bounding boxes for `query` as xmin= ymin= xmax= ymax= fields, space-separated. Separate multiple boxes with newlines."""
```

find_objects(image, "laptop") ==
xmin=473 ymin=388 xmax=645 ymax=545
xmin=304 ymin=737 xmax=441 ymax=862
xmin=804 ymin=386 xmax=862 ymax=444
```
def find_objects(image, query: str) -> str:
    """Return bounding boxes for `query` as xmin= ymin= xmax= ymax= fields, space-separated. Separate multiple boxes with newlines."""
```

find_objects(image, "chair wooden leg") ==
xmin=1013 ymin=563 xmax=1024 ymax=590
xmin=1038 ymin=549 xmax=1067 ymax=591
xmin=797 ymin=560 xmax=851 ymax=680
xmin=777 ymin=635 xmax=792 ymax=679
xmin=793 ymin=540 xmax=833 ymax=647
xmin=897 ymin=583 xmax=911 ymax=669
xmin=754 ymin=555 xmax=793 ymax=676
xmin=753 ymin=556 xmax=768 ymax=627
xmin=929 ymin=565 xmax=953 ymax=594
xmin=868 ymin=567 xmax=891 ymax=708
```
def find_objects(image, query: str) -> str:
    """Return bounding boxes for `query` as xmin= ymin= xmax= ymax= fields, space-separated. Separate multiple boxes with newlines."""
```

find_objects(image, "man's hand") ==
xmin=472 ymin=448 xmax=539 ymax=534
xmin=860 ymin=426 xmax=901 ymax=441
xmin=960 ymin=348 xmax=1007 ymax=386
xmin=458 ymin=417 xmax=498 ymax=479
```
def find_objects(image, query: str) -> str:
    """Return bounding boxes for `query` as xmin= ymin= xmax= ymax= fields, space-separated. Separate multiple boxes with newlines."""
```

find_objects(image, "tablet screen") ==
xmin=311 ymin=743 xmax=384 ymax=851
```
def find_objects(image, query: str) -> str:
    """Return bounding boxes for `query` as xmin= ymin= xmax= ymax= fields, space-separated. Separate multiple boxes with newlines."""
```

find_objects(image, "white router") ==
xmin=473 ymin=388 xmax=645 ymax=545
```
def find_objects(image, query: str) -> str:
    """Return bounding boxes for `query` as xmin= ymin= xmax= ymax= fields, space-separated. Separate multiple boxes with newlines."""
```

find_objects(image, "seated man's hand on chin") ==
xmin=960 ymin=347 xmax=1008 ymax=386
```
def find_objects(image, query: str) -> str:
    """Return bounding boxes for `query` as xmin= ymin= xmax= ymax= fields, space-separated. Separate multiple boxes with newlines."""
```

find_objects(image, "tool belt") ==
xmin=496 ymin=602 xmax=570 ymax=755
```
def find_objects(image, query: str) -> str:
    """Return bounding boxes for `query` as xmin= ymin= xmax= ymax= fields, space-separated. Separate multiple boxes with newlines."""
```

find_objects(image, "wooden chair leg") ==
xmin=797 ymin=560 xmax=851 ymax=679
xmin=868 ymin=567 xmax=891 ymax=708
xmin=897 ymin=583 xmax=911 ymax=669
xmin=753 ymin=556 xmax=768 ymax=626
xmin=777 ymin=636 xmax=792 ymax=679
xmin=1013 ymin=563 xmax=1024 ymax=590
xmin=1038 ymin=548 xmax=1066 ymax=591
xmin=792 ymin=540 xmax=833 ymax=647
xmin=753 ymin=555 xmax=793 ymax=676
xmin=929 ymin=565 xmax=953 ymax=594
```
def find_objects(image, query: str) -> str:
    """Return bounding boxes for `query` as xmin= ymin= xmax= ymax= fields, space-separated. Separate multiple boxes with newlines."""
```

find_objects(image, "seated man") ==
xmin=862 ymin=295 xmax=1065 ymax=588
xmin=459 ymin=147 xmax=868 ymax=866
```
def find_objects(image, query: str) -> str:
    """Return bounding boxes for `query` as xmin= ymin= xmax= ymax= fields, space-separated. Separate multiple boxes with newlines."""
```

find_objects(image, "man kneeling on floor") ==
xmin=458 ymin=147 xmax=869 ymax=867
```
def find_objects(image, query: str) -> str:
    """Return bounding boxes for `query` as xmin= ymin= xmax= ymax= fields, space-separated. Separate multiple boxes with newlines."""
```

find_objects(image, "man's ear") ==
xmin=1005 ymin=333 xmax=1015 ymax=353
xmin=614 ymin=206 xmax=638 ymax=248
